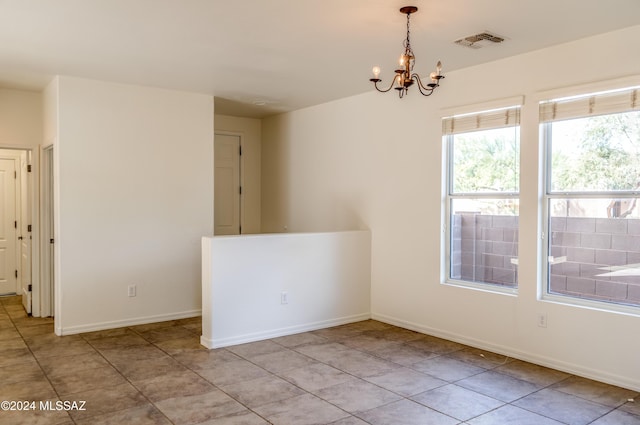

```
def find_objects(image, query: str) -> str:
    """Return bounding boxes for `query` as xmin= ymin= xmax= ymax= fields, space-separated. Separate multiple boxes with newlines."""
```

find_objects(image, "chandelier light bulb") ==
xmin=430 ymin=71 xmax=438 ymax=82
xmin=372 ymin=66 xmax=381 ymax=79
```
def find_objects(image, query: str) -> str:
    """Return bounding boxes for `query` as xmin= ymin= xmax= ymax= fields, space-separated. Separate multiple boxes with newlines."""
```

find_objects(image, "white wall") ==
xmin=202 ymin=230 xmax=371 ymax=348
xmin=0 ymin=88 xmax=42 ymax=148
xmin=49 ymin=76 xmax=214 ymax=334
xmin=214 ymin=114 xmax=261 ymax=233
xmin=261 ymin=25 xmax=640 ymax=391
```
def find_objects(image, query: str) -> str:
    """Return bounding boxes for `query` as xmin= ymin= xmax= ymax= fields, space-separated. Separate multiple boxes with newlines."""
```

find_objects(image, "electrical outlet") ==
xmin=128 ymin=285 xmax=136 ymax=297
xmin=280 ymin=291 xmax=288 ymax=304
xmin=537 ymin=313 xmax=547 ymax=328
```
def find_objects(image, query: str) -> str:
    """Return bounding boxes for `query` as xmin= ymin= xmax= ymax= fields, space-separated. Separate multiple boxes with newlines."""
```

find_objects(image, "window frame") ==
xmin=540 ymin=84 xmax=640 ymax=314
xmin=442 ymin=99 xmax=523 ymax=294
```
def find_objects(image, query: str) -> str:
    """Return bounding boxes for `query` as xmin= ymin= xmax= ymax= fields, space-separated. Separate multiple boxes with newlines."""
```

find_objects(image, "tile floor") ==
xmin=0 ymin=295 xmax=639 ymax=425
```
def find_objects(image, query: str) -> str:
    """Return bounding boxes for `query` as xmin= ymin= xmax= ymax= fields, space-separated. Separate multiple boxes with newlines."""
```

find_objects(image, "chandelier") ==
xmin=369 ymin=6 xmax=444 ymax=98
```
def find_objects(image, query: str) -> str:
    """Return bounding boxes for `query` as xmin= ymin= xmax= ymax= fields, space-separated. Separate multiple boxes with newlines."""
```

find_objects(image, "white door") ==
xmin=0 ymin=158 xmax=18 ymax=295
xmin=20 ymin=154 xmax=32 ymax=313
xmin=214 ymin=134 xmax=241 ymax=235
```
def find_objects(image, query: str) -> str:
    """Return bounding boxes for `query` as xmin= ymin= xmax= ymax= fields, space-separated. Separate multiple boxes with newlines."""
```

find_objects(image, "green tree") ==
xmin=552 ymin=111 xmax=640 ymax=192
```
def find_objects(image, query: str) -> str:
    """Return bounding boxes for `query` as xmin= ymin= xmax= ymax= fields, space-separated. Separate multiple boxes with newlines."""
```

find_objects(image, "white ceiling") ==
xmin=1 ymin=0 xmax=639 ymax=118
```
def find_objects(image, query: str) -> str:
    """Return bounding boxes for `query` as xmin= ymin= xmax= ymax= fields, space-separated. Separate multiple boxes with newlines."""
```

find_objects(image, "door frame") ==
xmin=0 ymin=145 xmax=39 ymax=314
xmin=40 ymin=145 xmax=54 ymax=318
xmin=0 ymin=153 xmax=19 ymax=295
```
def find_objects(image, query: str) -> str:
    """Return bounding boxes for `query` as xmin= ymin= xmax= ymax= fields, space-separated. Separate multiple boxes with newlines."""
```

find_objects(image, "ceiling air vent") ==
xmin=455 ymin=32 xmax=505 ymax=49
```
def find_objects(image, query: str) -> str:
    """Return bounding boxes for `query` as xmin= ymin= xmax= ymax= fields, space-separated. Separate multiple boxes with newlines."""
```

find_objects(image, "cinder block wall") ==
xmin=451 ymin=214 xmax=640 ymax=305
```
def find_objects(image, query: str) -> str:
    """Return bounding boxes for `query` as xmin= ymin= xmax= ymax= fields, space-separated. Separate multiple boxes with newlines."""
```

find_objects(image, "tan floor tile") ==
xmin=48 ymin=365 xmax=127 ymax=396
xmin=364 ymin=367 xmax=446 ymax=397
xmin=133 ymin=369 xmax=215 ymax=402
xmin=551 ymin=375 xmax=639 ymax=407
xmin=412 ymin=383 xmax=504 ymax=421
xmin=24 ymin=333 xmax=82 ymax=347
xmin=280 ymin=363 xmax=356 ymax=392
xmin=114 ymin=355 xmax=187 ymax=381
xmin=80 ymin=327 xmax=136 ymax=340
xmin=87 ymin=332 xmax=150 ymax=350
xmin=467 ymin=404 xmax=564 ymax=425
xmin=411 ymin=355 xmax=485 ymax=382
xmin=181 ymin=323 xmax=202 ymax=334
xmin=0 ymin=327 xmax=21 ymax=341
xmin=99 ymin=344 xmax=168 ymax=363
xmin=367 ymin=342 xmax=439 ymax=366
xmin=362 ymin=327 xmax=424 ymax=342
xmin=30 ymin=339 xmax=96 ymax=360
xmin=0 ymin=361 xmax=45 ymax=385
xmin=271 ymin=332 xmax=328 ymax=348
xmin=0 ymin=375 xmax=57 ymax=400
xmin=495 ymin=359 xmax=571 ymax=387
xmin=359 ymin=399 xmax=459 ymax=425
xmin=315 ymin=379 xmax=401 ymax=414
xmin=155 ymin=388 xmax=246 ymax=424
xmin=590 ymin=410 xmax=640 ymax=425
xmin=310 ymin=326 xmax=365 ymax=341
xmin=341 ymin=334 xmax=400 ymax=352
xmin=254 ymin=393 xmax=350 ymax=425
xmin=174 ymin=316 xmax=201 ymax=326
xmin=172 ymin=348 xmax=240 ymax=370
xmin=73 ymin=403 xmax=172 ymax=425
xmin=219 ymin=375 xmax=305 ymax=408
xmin=325 ymin=350 xmax=398 ymax=378
xmin=294 ymin=342 xmax=352 ymax=362
xmin=0 ymin=401 xmax=72 ymax=425
xmin=197 ymin=359 xmax=270 ymax=386
xmin=0 ymin=336 xmax=28 ymax=353
xmin=225 ymin=339 xmax=287 ymax=359
xmin=457 ymin=370 xmax=542 ymax=403
xmin=406 ymin=335 xmax=467 ymax=354
xmin=0 ymin=348 xmax=37 ymax=368
xmin=0 ymin=316 xmax=637 ymax=425
xmin=137 ymin=325 xmax=195 ymax=343
xmin=249 ymin=349 xmax=317 ymax=374
xmin=37 ymin=351 xmax=109 ymax=376
xmin=197 ymin=411 xmax=269 ymax=425
xmin=63 ymin=382 xmax=147 ymax=421
xmin=514 ymin=388 xmax=617 ymax=424
xmin=17 ymin=323 xmax=55 ymax=338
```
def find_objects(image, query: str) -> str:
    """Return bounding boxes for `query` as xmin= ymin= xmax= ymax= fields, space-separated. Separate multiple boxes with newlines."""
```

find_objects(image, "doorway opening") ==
xmin=0 ymin=147 xmax=36 ymax=315
xmin=214 ymin=133 xmax=242 ymax=235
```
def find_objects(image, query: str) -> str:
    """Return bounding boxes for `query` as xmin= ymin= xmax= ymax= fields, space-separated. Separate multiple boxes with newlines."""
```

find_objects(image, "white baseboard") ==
xmin=202 ymin=312 xmax=371 ymax=349
xmin=57 ymin=310 xmax=202 ymax=336
xmin=372 ymin=312 xmax=640 ymax=393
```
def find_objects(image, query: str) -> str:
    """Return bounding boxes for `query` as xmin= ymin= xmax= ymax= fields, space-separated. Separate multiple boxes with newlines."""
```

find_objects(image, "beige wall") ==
xmin=0 ymin=88 xmax=42 ymax=148
xmin=261 ymin=25 xmax=640 ymax=390
xmin=47 ymin=76 xmax=214 ymax=334
xmin=214 ymin=114 xmax=261 ymax=233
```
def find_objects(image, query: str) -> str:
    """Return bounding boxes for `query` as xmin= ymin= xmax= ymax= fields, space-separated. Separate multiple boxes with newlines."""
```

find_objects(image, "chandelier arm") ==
xmin=412 ymin=74 xmax=436 ymax=96
xmin=371 ymin=78 xmax=398 ymax=93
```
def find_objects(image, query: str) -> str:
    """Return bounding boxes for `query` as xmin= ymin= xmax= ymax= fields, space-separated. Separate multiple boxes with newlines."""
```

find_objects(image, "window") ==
xmin=541 ymin=86 xmax=640 ymax=308
xmin=444 ymin=104 xmax=521 ymax=290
